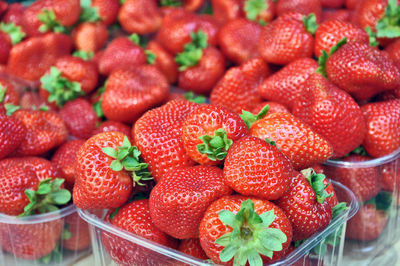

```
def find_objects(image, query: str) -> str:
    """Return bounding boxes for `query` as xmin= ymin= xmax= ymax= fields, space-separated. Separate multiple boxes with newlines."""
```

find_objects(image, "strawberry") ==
xmin=91 ymin=0 xmax=120 ymax=25
xmin=98 ymin=35 xmax=146 ymax=76
xmin=7 ymin=33 xmax=72 ymax=82
xmin=277 ymin=170 xmax=333 ymax=241
xmin=157 ymin=9 xmax=220 ymax=54
xmin=62 ymin=212 xmax=91 ymax=251
xmin=14 ymin=110 xmax=68 ymax=156
xmin=276 ymin=0 xmax=322 ymax=22
xmin=161 ymin=0 xmax=205 ymax=12
xmin=182 ymin=104 xmax=248 ymax=165
xmin=314 ymin=19 xmax=369 ymax=58
xmin=0 ymin=115 xmax=26 ymax=160
xmin=72 ymin=22 xmax=108 ymax=52
xmin=223 ymin=135 xmax=292 ymax=200
xmin=321 ymin=9 xmax=351 ymax=22
xmin=210 ymin=57 xmax=269 ymax=113
xmin=361 ymin=99 xmax=400 ymax=158
xmin=250 ymin=112 xmax=333 ymax=170
xmin=322 ymin=41 xmax=400 ymax=101
xmin=2 ymin=3 xmax=26 ymax=28
xmin=102 ymin=199 xmax=178 ymax=265
xmin=324 ymin=155 xmax=382 ymax=202
xmin=382 ymin=158 xmax=400 ymax=191
xmin=0 ymin=32 xmax=11 ymax=65
xmin=40 ymin=56 xmax=99 ymax=107
xmin=59 ymin=98 xmax=99 ymax=139
xmin=51 ymin=140 xmax=85 ymax=186
xmin=133 ymin=99 xmax=198 ymax=182
xmin=22 ymin=0 xmax=80 ymax=37
xmin=92 ymin=121 xmax=132 ymax=140
xmin=150 ymin=166 xmax=232 ymax=239
xmin=119 ymin=0 xmax=162 ymax=34
xmin=0 ymin=0 xmax=7 ymax=16
xmin=346 ymin=0 xmax=358 ymax=9
xmin=217 ymin=18 xmax=262 ymax=65
xmin=147 ymin=40 xmax=178 ymax=84
xmin=258 ymin=58 xmax=318 ymax=110
xmin=321 ymin=0 xmax=345 ymax=8
xmin=199 ymin=196 xmax=292 ymax=264
xmin=211 ymin=0 xmax=241 ymax=24
xmin=178 ymin=238 xmax=208 ymax=260
xmin=251 ymin=101 xmax=289 ymax=115
xmin=19 ymin=91 xmax=52 ymax=111
xmin=385 ymin=38 xmax=400 ymax=66
xmin=101 ymin=65 xmax=169 ymax=123
xmin=0 ymin=21 xmax=26 ymax=64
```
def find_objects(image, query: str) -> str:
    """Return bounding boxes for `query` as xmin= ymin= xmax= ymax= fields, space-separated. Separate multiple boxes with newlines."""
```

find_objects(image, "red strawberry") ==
xmin=90 ymin=0 xmax=120 ymax=25
xmin=218 ymin=18 xmax=262 ymax=65
xmin=119 ymin=0 xmax=162 ymax=34
xmin=0 ymin=115 xmax=26 ymax=160
xmin=382 ymin=158 xmax=400 ymax=191
xmin=92 ymin=121 xmax=132 ymax=140
xmin=361 ymin=99 xmax=400 ymax=158
xmin=2 ymin=3 xmax=26 ymax=28
xmin=321 ymin=9 xmax=351 ymax=22
xmin=101 ymin=65 xmax=169 ymax=123
xmin=51 ymin=140 xmax=85 ymax=186
xmin=276 ymin=0 xmax=322 ymax=22
xmin=19 ymin=91 xmax=52 ymax=111
xmin=62 ymin=212 xmax=91 ymax=251
xmin=321 ymin=0 xmax=345 ymax=8
xmin=147 ymin=40 xmax=178 ymax=84
xmin=292 ymin=73 xmax=366 ymax=158
xmin=102 ymin=199 xmax=178 ymax=266
xmin=178 ymin=238 xmax=208 ymax=260
xmin=258 ymin=58 xmax=318 ymax=110
xmin=150 ymin=166 xmax=232 ymax=239
xmin=277 ymin=170 xmax=333 ymax=241
xmin=199 ymin=196 xmax=292 ymax=264
xmin=385 ymin=38 xmax=400 ymax=66
xmin=14 ymin=110 xmax=68 ymax=156
xmin=72 ymin=22 xmax=108 ymax=52
xmin=0 ymin=0 xmax=7 ymax=15
xmin=251 ymin=101 xmax=289 ymax=115
xmin=346 ymin=0 xmax=358 ymax=9
xmin=98 ymin=36 xmax=146 ymax=76
xmin=314 ymin=19 xmax=369 ymax=58
xmin=133 ymin=99 xmax=198 ymax=182
xmin=323 ymin=155 xmax=382 ymax=202
xmin=22 ymin=0 xmax=80 ymax=37
xmin=210 ymin=57 xmax=269 ymax=113
xmin=250 ymin=112 xmax=333 ymax=170
xmin=7 ymin=33 xmax=73 ymax=82
xmin=211 ymin=0 xmax=241 ymax=24
xmin=182 ymin=104 xmax=248 ymax=165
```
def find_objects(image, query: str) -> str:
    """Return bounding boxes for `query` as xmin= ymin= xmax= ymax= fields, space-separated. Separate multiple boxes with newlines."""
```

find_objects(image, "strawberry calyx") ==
xmin=184 ymin=91 xmax=206 ymax=104
xmin=0 ymin=85 xmax=6 ymax=103
xmin=40 ymin=66 xmax=85 ymax=107
xmin=240 ymin=104 xmax=270 ymax=129
xmin=145 ymin=50 xmax=157 ymax=64
xmin=301 ymin=168 xmax=332 ymax=204
xmin=244 ymin=0 xmax=268 ymax=26
xmin=37 ymin=9 xmax=69 ymax=34
xmin=93 ymin=82 xmax=106 ymax=118
xmin=38 ymin=243 xmax=62 ymax=264
xmin=72 ymin=50 xmax=94 ymax=60
xmin=364 ymin=191 xmax=392 ymax=212
xmin=102 ymin=136 xmax=153 ymax=186
xmin=61 ymin=224 xmax=72 ymax=240
xmin=365 ymin=27 xmax=379 ymax=47
xmin=0 ymin=22 xmax=25 ymax=45
xmin=197 ymin=128 xmax=233 ymax=161
xmin=4 ymin=104 xmax=20 ymax=116
xmin=215 ymin=199 xmax=287 ymax=265
xmin=175 ymin=30 xmax=208 ymax=71
xmin=265 ymin=138 xmax=277 ymax=147
xmin=129 ymin=34 xmax=156 ymax=64
xmin=316 ymin=38 xmax=347 ymax=78
xmin=19 ymin=178 xmax=72 ymax=217
xmin=376 ymin=0 xmax=400 ymax=38
xmin=159 ymin=0 xmax=183 ymax=6
xmin=302 ymin=13 xmax=318 ymax=35
xmin=79 ymin=0 xmax=101 ymax=23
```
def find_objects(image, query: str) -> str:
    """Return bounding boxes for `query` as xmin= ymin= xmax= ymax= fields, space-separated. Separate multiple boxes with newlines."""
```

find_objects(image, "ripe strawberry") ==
xmin=2 ymin=3 xmax=26 ymax=28
xmin=361 ymin=99 xmax=400 ymax=158
xmin=92 ymin=121 xmax=132 ymax=140
xmin=292 ymin=73 xmax=366 ymax=158
xmin=150 ymin=166 xmax=232 ymax=239
xmin=199 ymin=196 xmax=292 ymax=264
xmin=321 ymin=9 xmax=351 ymax=22
xmin=119 ymin=0 xmax=162 ymax=34
xmin=133 ymin=99 xmax=198 ymax=182
xmin=147 ymin=40 xmax=178 ymax=84
xmin=382 ymin=158 xmax=400 ymax=191
xmin=98 ymin=36 xmax=146 ymax=76
xmin=258 ymin=58 xmax=318 ymax=110
xmin=224 ymin=135 xmax=293 ymax=200
xmin=62 ymin=212 xmax=91 ymax=251
xmin=323 ymin=41 xmax=400 ymax=101
xmin=51 ymin=140 xmax=85 ymax=186
xmin=161 ymin=0 xmax=205 ymax=12
xmin=250 ymin=112 xmax=333 ymax=170
xmin=72 ymin=22 xmax=108 ymax=52
xmin=314 ymin=19 xmax=369 ymax=58
xmin=277 ymin=170 xmax=333 ymax=241
xmin=7 ymin=33 xmax=72 ymax=82
xmin=19 ymin=91 xmax=52 ymax=111
xmin=346 ymin=0 xmax=358 ymax=9
xmin=14 ymin=110 xmax=68 ymax=156
xmin=211 ymin=0 xmax=241 ymax=23
xmin=218 ymin=18 xmax=262 ymax=65
xmin=22 ymin=0 xmax=80 ymax=37
xmin=252 ymin=101 xmax=289 ymax=115
xmin=91 ymin=0 xmax=120 ymax=25
xmin=182 ymin=105 xmax=248 ymax=165
xmin=178 ymin=238 xmax=208 ymax=260
xmin=0 ymin=0 xmax=7 ymax=15
xmin=321 ymin=0 xmax=345 ymax=8
xmin=0 ymin=115 xmax=26 ymax=160
xmin=276 ymin=0 xmax=322 ymax=22
xmin=101 ymin=65 xmax=169 ymax=123
xmin=210 ymin=57 xmax=269 ymax=113
xmin=385 ymin=38 xmax=400 ymax=65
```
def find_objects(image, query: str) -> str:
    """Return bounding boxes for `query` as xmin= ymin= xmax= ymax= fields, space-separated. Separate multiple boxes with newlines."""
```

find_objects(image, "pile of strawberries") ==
xmin=0 ymin=0 xmax=400 ymax=265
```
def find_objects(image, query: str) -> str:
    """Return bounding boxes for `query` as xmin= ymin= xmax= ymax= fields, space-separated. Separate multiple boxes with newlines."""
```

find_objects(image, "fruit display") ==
xmin=0 ymin=0 xmax=399 ymax=265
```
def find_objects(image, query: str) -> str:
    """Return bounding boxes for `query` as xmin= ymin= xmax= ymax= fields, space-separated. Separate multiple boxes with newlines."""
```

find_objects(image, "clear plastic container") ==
xmin=323 ymin=148 xmax=400 ymax=265
xmin=78 ymin=181 xmax=358 ymax=266
xmin=0 ymin=204 xmax=91 ymax=266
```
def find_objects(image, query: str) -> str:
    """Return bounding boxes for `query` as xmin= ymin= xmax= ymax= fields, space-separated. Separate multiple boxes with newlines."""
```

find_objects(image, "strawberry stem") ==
xmin=197 ymin=128 xmax=233 ymax=161
xmin=301 ymin=168 xmax=332 ymax=204
xmin=240 ymin=104 xmax=269 ymax=129
xmin=0 ymin=22 xmax=25 ymax=45
xmin=175 ymin=31 xmax=208 ymax=71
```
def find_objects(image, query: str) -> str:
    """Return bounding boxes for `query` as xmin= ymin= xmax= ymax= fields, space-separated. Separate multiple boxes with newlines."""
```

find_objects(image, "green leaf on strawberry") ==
xmin=0 ymin=22 xmax=25 ymax=45
xmin=215 ymin=199 xmax=287 ymax=265
xmin=145 ymin=50 xmax=157 ymax=65
xmin=128 ymin=33 xmax=148 ymax=48
xmin=38 ymin=243 xmax=62 ymax=264
xmin=376 ymin=0 xmax=400 ymax=38
xmin=184 ymin=91 xmax=206 ymax=104
xmin=40 ymin=66 xmax=85 ymax=107
xmin=265 ymin=138 xmax=277 ymax=147
xmin=61 ymin=224 xmax=72 ymax=240
xmin=102 ymin=136 xmax=153 ymax=186
xmin=316 ymin=38 xmax=348 ymax=78
xmin=160 ymin=0 xmax=183 ymax=6
xmin=175 ymin=31 xmax=208 ymax=71
xmin=240 ymin=104 xmax=270 ymax=128
xmin=0 ymin=85 xmax=6 ymax=103
xmin=302 ymin=13 xmax=318 ymax=35
xmin=301 ymin=168 xmax=332 ymax=204
xmin=4 ymin=104 xmax=20 ymax=116
xmin=72 ymin=50 xmax=94 ymax=60
xmin=365 ymin=27 xmax=379 ymax=47
xmin=37 ymin=9 xmax=69 ymax=34
xmin=79 ymin=0 xmax=101 ymax=23
xmin=197 ymin=128 xmax=233 ymax=161
xmin=244 ymin=0 xmax=268 ymax=26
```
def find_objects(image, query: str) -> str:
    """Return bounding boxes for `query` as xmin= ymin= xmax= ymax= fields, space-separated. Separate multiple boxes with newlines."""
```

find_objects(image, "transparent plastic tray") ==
xmin=323 ymin=148 xmax=400 ymax=265
xmin=78 ymin=181 xmax=358 ymax=266
xmin=0 ymin=204 xmax=91 ymax=266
